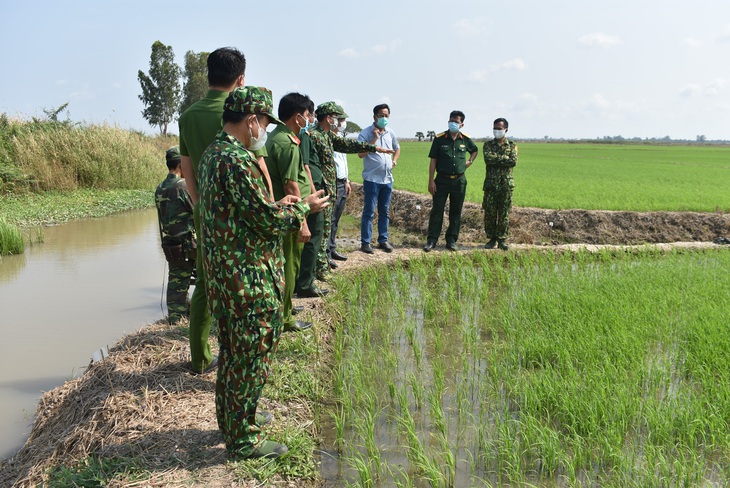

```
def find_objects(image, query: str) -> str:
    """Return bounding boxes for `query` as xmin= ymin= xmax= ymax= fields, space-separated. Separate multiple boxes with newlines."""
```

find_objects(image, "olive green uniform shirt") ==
xmin=428 ymin=131 xmax=478 ymax=175
xmin=265 ymin=125 xmax=311 ymax=201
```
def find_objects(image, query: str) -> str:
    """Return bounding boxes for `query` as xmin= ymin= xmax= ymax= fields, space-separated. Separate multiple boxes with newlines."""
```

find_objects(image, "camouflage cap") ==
xmin=166 ymin=146 xmax=181 ymax=162
xmin=334 ymin=104 xmax=348 ymax=119
xmin=225 ymin=86 xmax=283 ymax=125
xmin=315 ymin=101 xmax=344 ymax=117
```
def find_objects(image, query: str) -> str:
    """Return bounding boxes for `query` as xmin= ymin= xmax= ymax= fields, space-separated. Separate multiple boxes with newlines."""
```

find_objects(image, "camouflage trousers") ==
xmin=166 ymin=252 xmax=195 ymax=323
xmin=482 ymin=176 xmax=514 ymax=240
xmin=215 ymin=308 xmax=283 ymax=456
xmin=316 ymin=204 xmax=333 ymax=278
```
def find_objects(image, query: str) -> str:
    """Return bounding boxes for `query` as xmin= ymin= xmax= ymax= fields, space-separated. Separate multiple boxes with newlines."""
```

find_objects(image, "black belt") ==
xmin=438 ymin=172 xmax=464 ymax=179
xmin=336 ymin=178 xmax=347 ymax=183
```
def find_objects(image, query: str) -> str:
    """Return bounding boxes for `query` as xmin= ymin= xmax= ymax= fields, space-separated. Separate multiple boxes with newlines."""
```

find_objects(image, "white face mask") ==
xmin=493 ymin=129 xmax=506 ymax=139
xmin=248 ymin=118 xmax=268 ymax=151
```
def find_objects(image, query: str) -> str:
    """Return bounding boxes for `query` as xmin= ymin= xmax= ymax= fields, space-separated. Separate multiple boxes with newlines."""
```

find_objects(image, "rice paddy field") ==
xmin=346 ymin=142 xmax=730 ymax=212
xmin=322 ymin=248 xmax=730 ymax=487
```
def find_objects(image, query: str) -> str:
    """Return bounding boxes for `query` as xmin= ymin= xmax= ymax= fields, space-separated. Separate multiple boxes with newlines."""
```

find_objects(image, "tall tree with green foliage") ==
xmin=180 ymin=50 xmax=209 ymax=114
xmin=138 ymin=41 xmax=181 ymax=135
xmin=344 ymin=121 xmax=362 ymax=137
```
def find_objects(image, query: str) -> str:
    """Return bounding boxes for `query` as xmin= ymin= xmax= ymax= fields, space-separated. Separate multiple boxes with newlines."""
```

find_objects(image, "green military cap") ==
xmin=166 ymin=146 xmax=181 ymax=162
xmin=334 ymin=104 xmax=348 ymax=118
xmin=315 ymin=101 xmax=343 ymax=117
xmin=225 ymin=86 xmax=283 ymax=125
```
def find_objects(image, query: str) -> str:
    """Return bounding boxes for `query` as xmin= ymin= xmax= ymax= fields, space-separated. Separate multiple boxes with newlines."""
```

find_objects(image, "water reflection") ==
xmin=0 ymin=209 xmax=168 ymax=460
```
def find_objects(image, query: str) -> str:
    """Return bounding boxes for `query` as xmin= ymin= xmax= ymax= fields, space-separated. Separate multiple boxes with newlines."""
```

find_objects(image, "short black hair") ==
xmin=207 ymin=47 xmax=246 ymax=87
xmin=373 ymin=103 xmax=390 ymax=116
xmin=166 ymin=158 xmax=181 ymax=170
xmin=278 ymin=92 xmax=312 ymax=121
xmin=449 ymin=110 xmax=465 ymax=123
xmin=494 ymin=117 xmax=509 ymax=129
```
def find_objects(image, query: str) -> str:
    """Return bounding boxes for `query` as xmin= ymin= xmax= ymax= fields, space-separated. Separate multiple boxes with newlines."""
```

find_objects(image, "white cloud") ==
xmin=464 ymin=68 xmax=488 ymax=83
xmin=679 ymin=84 xmax=701 ymax=98
xmin=682 ymin=37 xmax=702 ymax=47
xmin=704 ymin=78 xmax=728 ymax=96
xmin=578 ymin=32 xmax=621 ymax=48
xmin=337 ymin=39 xmax=402 ymax=59
xmin=490 ymin=58 xmax=527 ymax=72
xmin=521 ymin=93 xmax=539 ymax=103
xmin=453 ymin=17 xmax=488 ymax=36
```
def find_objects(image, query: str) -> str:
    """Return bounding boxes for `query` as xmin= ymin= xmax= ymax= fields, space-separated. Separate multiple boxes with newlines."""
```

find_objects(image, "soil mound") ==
xmin=346 ymin=183 xmax=730 ymax=246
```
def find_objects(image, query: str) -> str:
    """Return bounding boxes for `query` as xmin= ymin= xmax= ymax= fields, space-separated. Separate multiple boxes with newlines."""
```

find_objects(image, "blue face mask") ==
xmin=376 ymin=117 xmax=388 ymax=129
xmin=448 ymin=121 xmax=461 ymax=133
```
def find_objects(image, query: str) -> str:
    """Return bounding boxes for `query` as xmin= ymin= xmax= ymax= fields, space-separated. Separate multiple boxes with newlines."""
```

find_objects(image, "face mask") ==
xmin=493 ymin=129 xmax=506 ymax=139
xmin=448 ymin=121 xmax=461 ymax=133
xmin=376 ymin=117 xmax=388 ymax=129
xmin=339 ymin=120 xmax=347 ymax=129
xmin=248 ymin=118 xmax=267 ymax=151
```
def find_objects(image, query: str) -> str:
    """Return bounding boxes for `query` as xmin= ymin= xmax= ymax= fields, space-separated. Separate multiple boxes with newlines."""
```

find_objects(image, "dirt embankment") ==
xmin=347 ymin=183 xmax=730 ymax=246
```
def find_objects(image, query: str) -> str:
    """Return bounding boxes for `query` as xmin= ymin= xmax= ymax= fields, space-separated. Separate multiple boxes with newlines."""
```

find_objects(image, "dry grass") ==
xmin=0 ymin=317 xmax=324 ymax=487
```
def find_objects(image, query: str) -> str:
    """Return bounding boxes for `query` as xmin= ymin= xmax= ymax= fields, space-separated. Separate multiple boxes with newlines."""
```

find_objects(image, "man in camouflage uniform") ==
xmin=483 ymin=117 xmax=518 ymax=251
xmin=155 ymin=146 xmax=196 ymax=324
xmin=423 ymin=110 xmax=479 ymax=252
xmin=198 ymin=86 xmax=328 ymax=459
xmin=296 ymin=101 xmax=393 ymax=294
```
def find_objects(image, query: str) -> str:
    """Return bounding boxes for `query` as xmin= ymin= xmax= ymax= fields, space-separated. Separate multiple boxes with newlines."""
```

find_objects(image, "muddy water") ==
xmin=0 ymin=209 xmax=169 ymax=460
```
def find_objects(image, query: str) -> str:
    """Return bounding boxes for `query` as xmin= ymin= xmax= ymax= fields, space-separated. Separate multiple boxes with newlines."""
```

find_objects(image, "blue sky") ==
xmin=2 ymin=0 xmax=730 ymax=140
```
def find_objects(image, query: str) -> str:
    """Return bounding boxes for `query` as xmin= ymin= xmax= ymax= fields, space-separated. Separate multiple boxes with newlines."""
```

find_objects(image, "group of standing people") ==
xmin=154 ymin=46 xmax=518 ymax=461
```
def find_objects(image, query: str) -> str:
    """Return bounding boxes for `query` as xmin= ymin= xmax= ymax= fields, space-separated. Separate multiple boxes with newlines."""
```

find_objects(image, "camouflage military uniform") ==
xmin=155 ymin=173 xmax=196 ymax=323
xmin=482 ymin=138 xmax=518 ymax=240
xmin=307 ymin=112 xmax=376 ymax=277
xmin=199 ymin=128 xmax=308 ymax=457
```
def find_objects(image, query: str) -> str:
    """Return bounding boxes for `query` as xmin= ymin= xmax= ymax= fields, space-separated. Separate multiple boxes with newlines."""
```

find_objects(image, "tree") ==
xmin=415 ymin=131 xmax=424 ymax=141
xmin=138 ymin=41 xmax=181 ymax=135
xmin=696 ymin=134 xmax=707 ymax=142
xmin=180 ymin=50 xmax=209 ymax=114
xmin=344 ymin=121 xmax=362 ymax=137
xmin=426 ymin=130 xmax=436 ymax=141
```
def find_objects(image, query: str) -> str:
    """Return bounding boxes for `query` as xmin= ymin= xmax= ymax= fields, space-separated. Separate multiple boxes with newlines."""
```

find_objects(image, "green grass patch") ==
xmin=46 ymin=455 xmax=148 ymax=487
xmin=325 ymin=248 xmax=730 ymax=486
xmin=348 ymin=141 xmax=730 ymax=212
xmin=0 ymin=189 xmax=156 ymax=227
xmin=0 ymin=217 xmax=24 ymax=256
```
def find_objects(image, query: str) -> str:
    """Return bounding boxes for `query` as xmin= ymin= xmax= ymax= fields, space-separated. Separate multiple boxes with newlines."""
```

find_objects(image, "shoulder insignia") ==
xmin=435 ymin=131 xmax=446 ymax=138
xmin=287 ymin=133 xmax=301 ymax=145
xmin=461 ymin=132 xmax=470 ymax=138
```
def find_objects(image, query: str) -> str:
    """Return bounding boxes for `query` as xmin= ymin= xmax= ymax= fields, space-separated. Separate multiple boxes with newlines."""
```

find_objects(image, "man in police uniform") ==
xmin=483 ymin=117 xmax=518 ymax=251
xmin=198 ymin=86 xmax=328 ymax=459
xmin=264 ymin=92 xmax=317 ymax=332
xmin=423 ymin=110 xmax=479 ymax=252
xmin=155 ymin=146 xmax=196 ymax=324
xmin=178 ymin=47 xmax=246 ymax=375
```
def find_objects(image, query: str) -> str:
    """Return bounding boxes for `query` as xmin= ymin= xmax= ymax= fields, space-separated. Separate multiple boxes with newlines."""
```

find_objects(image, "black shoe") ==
xmin=378 ymin=241 xmax=394 ymax=253
xmin=191 ymin=355 xmax=218 ymax=375
xmin=329 ymin=259 xmax=338 ymax=269
xmin=484 ymin=238 xmax=498 ymax=249
xmin=296 ymin=287 xmax=329 ymax=298
xmin=423 ymin=241 xmax=435 ymax=252
xmin=498 ymin=239 xmax=510 ymax=251
xmin=284 ymin=319 xmax=312 ymax=332
xmin=292 ymin=305 xmax=304 ymax=315
xmin=446 ymin=242 xmax=459 ymax=252
xmin=331 ymin=250 xmax=348 ymax=261
xmin=360 ymin=243 xmax=374 ymax=254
